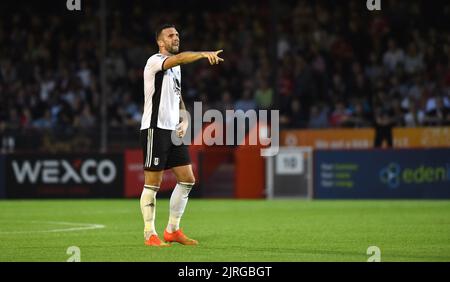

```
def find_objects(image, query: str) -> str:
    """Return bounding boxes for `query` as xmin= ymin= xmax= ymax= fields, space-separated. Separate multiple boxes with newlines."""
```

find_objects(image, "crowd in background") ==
xmin=276 ymin=0 xmax=450 ymax=129
xmin=1 ymin=0 xmax=449 ymax=150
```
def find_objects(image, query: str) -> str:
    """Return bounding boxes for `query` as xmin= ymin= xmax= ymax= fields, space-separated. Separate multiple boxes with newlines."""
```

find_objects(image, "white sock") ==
xmin=140 ymin=185 xmax=159 ymax=239
xmin=166 ymin=182 xmax=194 ymax=233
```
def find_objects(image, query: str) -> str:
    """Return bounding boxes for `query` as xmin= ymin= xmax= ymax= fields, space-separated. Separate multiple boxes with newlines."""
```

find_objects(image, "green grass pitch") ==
xmin=0 ymin=199 xmax=449 ymax=262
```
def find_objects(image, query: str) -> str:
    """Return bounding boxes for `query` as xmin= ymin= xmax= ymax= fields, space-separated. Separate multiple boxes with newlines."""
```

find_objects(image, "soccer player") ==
xmin=140 ymin=24 xmax=224 ymax=247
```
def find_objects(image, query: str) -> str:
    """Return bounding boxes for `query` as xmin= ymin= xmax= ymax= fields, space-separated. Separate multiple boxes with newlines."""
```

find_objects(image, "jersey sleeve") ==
xmin=145 ymin=54 xmax=168 ymax=74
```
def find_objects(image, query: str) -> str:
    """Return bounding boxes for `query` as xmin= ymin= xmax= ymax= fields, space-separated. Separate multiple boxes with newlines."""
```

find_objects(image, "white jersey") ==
xmin=141 ymin=53 xmax=181 ymax=130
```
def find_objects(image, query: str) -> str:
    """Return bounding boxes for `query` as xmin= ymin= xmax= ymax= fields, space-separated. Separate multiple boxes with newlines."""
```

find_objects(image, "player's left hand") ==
xmin=176 ymin=120 xmax=188 ymax=138
xmin=202 ymin=50 xmax=224 ymax=65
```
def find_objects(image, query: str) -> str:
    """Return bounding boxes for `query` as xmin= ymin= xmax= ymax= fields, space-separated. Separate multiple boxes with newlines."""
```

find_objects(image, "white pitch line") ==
xmin=0 ymin=221 xmax=105 ymax=234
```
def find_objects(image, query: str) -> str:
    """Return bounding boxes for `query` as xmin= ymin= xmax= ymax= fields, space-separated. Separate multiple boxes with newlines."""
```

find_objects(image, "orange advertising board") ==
xmin=280 ymin=127 xmax=450 ymax=149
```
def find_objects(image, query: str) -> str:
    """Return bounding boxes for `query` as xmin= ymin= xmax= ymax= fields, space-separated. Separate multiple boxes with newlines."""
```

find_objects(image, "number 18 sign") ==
xmin=276 ymin=152 xmax=304 ymax=175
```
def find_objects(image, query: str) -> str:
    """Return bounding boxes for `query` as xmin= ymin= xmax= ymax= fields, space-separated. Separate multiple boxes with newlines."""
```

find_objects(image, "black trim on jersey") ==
xmin=161 ymin=57 xmax=169 ymax=71
xmin=150 ymin=70 xmax=164 ymax=128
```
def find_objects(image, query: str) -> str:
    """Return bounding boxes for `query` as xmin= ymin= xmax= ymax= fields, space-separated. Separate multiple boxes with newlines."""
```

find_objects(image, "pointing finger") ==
xmin=207 ymin=55 xmax=213 ymax=65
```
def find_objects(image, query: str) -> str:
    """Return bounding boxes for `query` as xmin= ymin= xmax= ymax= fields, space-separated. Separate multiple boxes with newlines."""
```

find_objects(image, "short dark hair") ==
xmin=155 ymin=24 xmax=176 ymax=41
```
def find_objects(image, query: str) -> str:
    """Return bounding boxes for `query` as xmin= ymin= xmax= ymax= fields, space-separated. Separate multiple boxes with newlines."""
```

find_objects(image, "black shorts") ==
xmin=140 ymin=127 xmax=191 ymax=171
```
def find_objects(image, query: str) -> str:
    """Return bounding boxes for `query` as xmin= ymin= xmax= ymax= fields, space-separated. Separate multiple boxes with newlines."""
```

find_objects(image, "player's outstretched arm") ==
xmin=163 ymin=50 xmax=224 ymax=70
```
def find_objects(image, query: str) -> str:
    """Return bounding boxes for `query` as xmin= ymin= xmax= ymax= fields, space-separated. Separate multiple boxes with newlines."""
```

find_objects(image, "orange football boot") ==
xmin=145 ymin=234 xmax=171 ymax=247
xmin=164 ymin=229 xmax=198 ymax=245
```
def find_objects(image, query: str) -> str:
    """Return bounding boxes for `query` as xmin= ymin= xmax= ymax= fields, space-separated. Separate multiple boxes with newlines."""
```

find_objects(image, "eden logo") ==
xmin=380 ymin=163 xmax=401 ymax=189
xmin=366 ymin=0 xmax=381 ymax=11
xmin=380 ymin=162 xmax=449 ymax=188
xmin=66 ymin=0 xmax=81 ymax=11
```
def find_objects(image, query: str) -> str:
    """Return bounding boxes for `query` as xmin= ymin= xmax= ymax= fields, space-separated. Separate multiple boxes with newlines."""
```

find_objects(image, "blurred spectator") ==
xmin=75 ymin=104 xmax=96 ymax=130
xmin=390 ymin=98 xmax=406 ymax=126
xmin=308 ymin=104 xmax=329 ymax=128
xmin=234 ymin=89 xmax=256 ymax=112
xmin=424 ymin=96 xmax=450 ymax=126
xmin=365 ymin=53 xmax=383 ymax=83
xmin=21 ymin=107 xmax=33 ymax=129
xmin=404 ymin=43 xmax=424 ymax=74
xmin=426 ymin=94 xmax=450 ymax=113
xmin=77 ymin=61 xmax=92 ymax=88
xmin=373 ymin=106 xmax=395 ymax=148
xmin=280 ymin=98 xmax=308 ymax=128
xmin=215 ymin=91 xmax=235 ymax=116
xmin=254 ymin=79 xmax=273 ymax=110
xmin=7 ymin=108 xmax=21 ymax=130
xmin=346 ymin=102 xmax=371 ymax=128
xmin=33 ymin=109 xmax=53 ymax=129
xmin=383 ymin=39 xmax=405 ymax=73
xmin=293 ymin=55 xmax=316 ymax=101
xmin=404 ymin=102 xmax=425 ymax=127
xmin=329 ymin=101 xmax=351 ymax=127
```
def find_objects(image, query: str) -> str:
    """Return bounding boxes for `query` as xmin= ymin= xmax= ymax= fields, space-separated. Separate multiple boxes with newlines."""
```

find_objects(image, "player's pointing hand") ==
xmin=202 ymin=50 xmax=224 ymax=65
